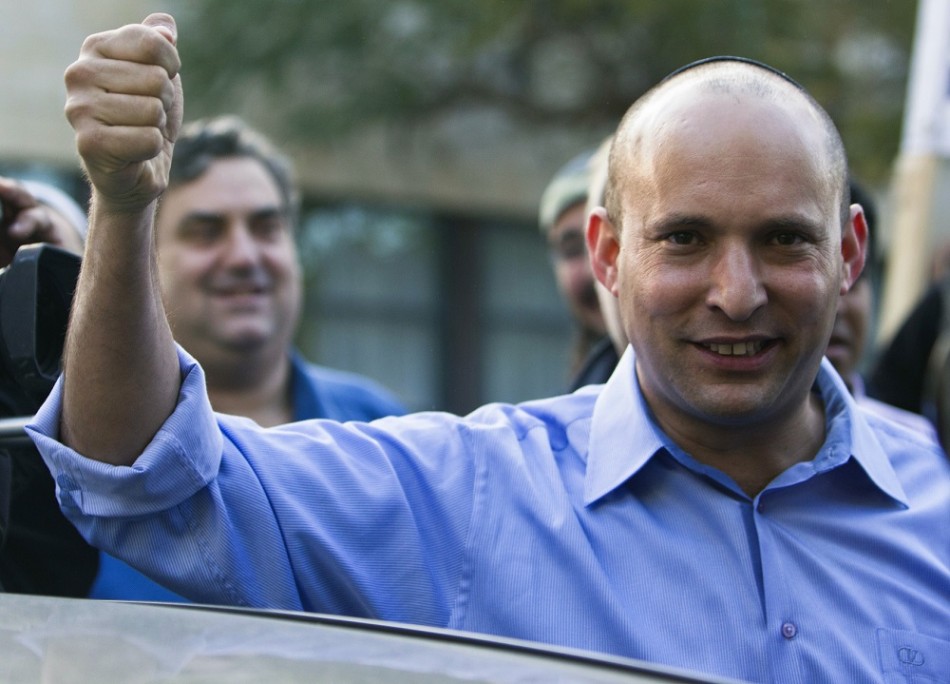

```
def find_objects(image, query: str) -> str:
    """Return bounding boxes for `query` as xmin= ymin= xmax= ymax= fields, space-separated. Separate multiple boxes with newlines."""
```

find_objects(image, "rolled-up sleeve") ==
xmin=27 ymin=346 xmax=223 ymax=517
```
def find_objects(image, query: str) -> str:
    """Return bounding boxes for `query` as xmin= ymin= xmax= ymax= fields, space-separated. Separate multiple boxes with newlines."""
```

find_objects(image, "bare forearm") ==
xmin=58 ymin=13 xmax=183 ymax=465
xmin=60 ymin=198 xmax=179 ymax=465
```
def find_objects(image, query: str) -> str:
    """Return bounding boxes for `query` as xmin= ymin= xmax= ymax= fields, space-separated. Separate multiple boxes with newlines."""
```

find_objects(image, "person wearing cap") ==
xmin=570 ymin=136 xmax=628 ymax=390
xmin=538 ymin=149 xmax=607 ymax=379
xmin=29 ymin=16 xmax=950 ymax=683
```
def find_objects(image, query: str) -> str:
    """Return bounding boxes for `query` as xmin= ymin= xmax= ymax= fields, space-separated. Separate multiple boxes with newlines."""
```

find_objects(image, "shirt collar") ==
xmin=585 ymin=346 xmax=666 ymax=505
xmin=585 ymin=348 xmax=908 ymax=508
xmin=813 ymin=358 xmax=909 ymax=507
xmin=289 ymin=350 xmax=325 ymax=422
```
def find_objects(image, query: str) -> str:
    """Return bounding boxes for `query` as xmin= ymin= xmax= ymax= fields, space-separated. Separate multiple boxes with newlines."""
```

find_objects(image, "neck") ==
xmin=661 ymin=391 xmax=826 ymax=497
xmin=203 ymin=350 xmax=294 ymax=427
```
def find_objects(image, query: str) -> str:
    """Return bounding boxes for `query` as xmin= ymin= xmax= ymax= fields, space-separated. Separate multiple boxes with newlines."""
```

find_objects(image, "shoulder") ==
xmin=856 ymin=395 xmax=938 ymax=443
xmin=292 ymin=355 xmax=407 ymax=421
xmin=461 ymin=387 xmax=599 ymax=457
xmin=821 ymin=361 xmax=948 ymax=480
xmin=362 ymin=389 xmax=597 ymax=455
xmin=858 ymin=405 xmax=950 ymax=495
xmin=859 ymin=406 xmax=942 ymax=455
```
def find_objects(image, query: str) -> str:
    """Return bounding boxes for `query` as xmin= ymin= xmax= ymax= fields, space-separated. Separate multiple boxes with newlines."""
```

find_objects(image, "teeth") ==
xmin=705 ymin=341 xmax=763 ymax=356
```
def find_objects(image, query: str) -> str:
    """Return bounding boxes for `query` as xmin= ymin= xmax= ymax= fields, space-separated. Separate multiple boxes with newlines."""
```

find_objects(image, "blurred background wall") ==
xmin=0 ymin=0 xmax=936 ymax=412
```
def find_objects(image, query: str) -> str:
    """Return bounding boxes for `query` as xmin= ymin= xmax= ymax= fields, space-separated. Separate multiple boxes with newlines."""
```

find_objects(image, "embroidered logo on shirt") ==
xmin=897 ymin=647 xmax=925 ymax=667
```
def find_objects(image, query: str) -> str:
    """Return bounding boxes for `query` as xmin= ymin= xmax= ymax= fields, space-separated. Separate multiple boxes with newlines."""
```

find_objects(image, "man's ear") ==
xmin=587 ymin=207 xmax=621 ymax=294
xmin=841 ymin=204 xmax=868 ymax=295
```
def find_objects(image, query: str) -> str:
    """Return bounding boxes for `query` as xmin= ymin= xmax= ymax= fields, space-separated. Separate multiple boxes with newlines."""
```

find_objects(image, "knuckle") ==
xmin=74 ymin=127 xmax=103 ymax=161
xmin=148 ymin=98 xmax=167 ymax=125
xmin=147 ymin=127 xmax=166 ymax=156
xmin=63 ymin=59 xmax=95 ymax=89
xmin=142 ymin=65 xmax=171 ymax=95
xmin=79 ymin=30 xmax=109 ymax=55
xmin=160 ymin=77 xmax=177 ymax=111
xmin=64 ymin=95 xmax=96 ymax=128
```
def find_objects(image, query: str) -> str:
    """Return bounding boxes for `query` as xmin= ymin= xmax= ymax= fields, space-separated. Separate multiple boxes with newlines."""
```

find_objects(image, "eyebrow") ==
xmin=647 ymin=213 xmax=712 ymax=233
xmin=648 ymin=212 xmax=823 ymax=233
xmin=179 ymin=206 xmax=286 ymax=225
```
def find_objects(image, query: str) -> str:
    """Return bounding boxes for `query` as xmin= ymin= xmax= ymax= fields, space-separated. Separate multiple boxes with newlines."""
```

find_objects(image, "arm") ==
xmin=59 ymin=14 xmax=183 ymax=465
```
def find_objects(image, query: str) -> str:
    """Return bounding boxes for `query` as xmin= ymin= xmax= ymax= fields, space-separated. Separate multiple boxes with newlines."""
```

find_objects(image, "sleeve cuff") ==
xmin=26 ymin=345 xmax=223 ymax=517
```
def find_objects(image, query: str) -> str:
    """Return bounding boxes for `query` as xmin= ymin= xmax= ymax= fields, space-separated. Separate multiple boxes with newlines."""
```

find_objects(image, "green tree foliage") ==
xmin=174 ymin=0 xmax=915 ymax=183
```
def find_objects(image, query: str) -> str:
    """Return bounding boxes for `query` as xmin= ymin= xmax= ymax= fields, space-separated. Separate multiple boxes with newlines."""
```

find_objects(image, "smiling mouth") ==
xmin=213 ymin=284 xmax=269 ymax=297
xmin=703 ymin=340 xmax=765 ymax=357
xmin=221 ymin=289 xmax=265 ymax=296
xmin=828 ymin=334 xmax=848 ymax=348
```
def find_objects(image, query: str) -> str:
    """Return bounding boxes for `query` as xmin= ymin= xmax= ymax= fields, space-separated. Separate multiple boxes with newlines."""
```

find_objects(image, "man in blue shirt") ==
xmin=539 ymin=147 xmax=607 ymax=380
xmin=148 ymin=114 xmax=405 ymax=428
xmin=31 ymin=16 xmax=949 ymax=684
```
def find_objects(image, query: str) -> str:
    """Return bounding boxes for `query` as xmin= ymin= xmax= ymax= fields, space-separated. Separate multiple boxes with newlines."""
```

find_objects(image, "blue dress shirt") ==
xmin=29 ymin=347 xmax=950 ymax=684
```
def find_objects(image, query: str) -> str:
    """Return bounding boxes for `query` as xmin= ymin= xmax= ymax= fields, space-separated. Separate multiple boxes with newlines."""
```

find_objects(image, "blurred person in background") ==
xmin=153 ymin=116 xmax=405 ymax=428
xmin=827 ymin=179 xmax=936 ymax=441
xmin=868 ymin=262 xmax=950 ymax=439
xmin=570 ymin=136 xmax=626 ymax=390
xmin=538 ymin=149 xmax=607 ymax=380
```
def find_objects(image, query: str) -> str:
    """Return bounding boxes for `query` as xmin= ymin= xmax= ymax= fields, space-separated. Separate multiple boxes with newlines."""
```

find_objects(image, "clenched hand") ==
xmin=64 ymin=13 xmax=183 ymax=215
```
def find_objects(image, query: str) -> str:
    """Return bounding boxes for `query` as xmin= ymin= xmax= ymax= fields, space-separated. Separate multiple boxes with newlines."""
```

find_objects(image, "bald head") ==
xmin=604 ymin=59 xmax=849 ymax=232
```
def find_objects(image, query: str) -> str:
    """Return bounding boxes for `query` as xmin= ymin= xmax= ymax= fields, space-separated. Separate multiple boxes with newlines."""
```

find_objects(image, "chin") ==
xmin=688 ymin=390 xmax=787 ymax=426
xmin=220 ymin=331 xmax=273 ymax=354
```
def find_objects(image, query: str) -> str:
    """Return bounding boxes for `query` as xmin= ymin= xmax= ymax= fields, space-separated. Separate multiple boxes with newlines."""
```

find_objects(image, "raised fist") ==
xmin=64 ymin=13 xmax=183 ymax=214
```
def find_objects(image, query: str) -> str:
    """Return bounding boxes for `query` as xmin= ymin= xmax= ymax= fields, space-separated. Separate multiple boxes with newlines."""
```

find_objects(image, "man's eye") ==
xmin=184 ymin=223 xmax=222 ymax=242
xmin=254 ymin=218 xmax=282 ymax=238
xmin=252 ymin=215 xmax=289 ymax=241
xmin=666 ymin=231 xmax=696 ymax=246
xmin=773 ymin=232 xmax=804 ymax=246
xmin=551 ymin=234 xmax=586 ymax=261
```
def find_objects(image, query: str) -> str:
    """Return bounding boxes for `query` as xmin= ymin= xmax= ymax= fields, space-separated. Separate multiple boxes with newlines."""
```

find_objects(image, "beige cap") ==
xmin=538 ymin=149 xmax=595 ymax=233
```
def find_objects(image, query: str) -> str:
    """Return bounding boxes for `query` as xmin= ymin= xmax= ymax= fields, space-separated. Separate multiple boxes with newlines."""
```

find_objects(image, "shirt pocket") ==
xmin=877 ymin=628 xmax=950 ymax=683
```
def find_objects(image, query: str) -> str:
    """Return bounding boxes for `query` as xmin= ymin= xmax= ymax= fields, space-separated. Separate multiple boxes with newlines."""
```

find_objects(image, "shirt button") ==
xmin=781 ymin=622 xmax=798 ymax=639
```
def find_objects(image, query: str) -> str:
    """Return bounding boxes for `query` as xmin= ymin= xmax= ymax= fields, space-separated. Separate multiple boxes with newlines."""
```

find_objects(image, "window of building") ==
xmin=296 ymin=202 xmax=573 ymax=413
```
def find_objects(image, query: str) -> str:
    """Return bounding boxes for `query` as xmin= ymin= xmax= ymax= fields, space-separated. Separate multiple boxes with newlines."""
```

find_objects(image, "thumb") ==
xmin=142 ymin=12 xmax=177 ymax=45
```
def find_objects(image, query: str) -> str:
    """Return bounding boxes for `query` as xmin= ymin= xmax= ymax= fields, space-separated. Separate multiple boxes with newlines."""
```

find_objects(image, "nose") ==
xmin=221 ymin=222 xmax=261 ymax=268
xmin=706 ymin=246 xmax=767 ymax=321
